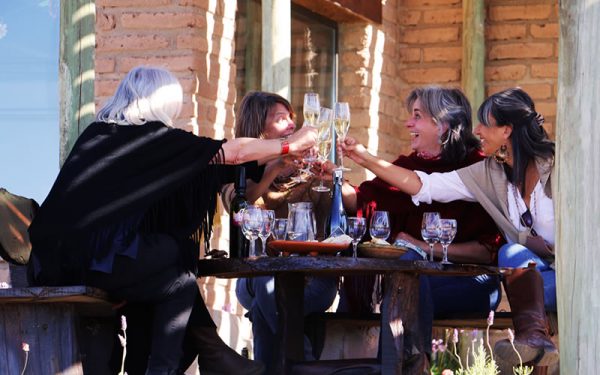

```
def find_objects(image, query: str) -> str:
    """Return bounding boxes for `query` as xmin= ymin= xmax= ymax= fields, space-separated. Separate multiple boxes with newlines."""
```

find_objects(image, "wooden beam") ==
xmin=556 ymin=1 xmax=600 ymax=374
xmin=293 ymin=0 xmax=382 ymax=24
xmin=262 ymin=0 xmax=291 ymax=99
xmin=461 ymin=0 xmax=485 ymax=123
xmin=59 ymin=0 xmax=95 ymax=166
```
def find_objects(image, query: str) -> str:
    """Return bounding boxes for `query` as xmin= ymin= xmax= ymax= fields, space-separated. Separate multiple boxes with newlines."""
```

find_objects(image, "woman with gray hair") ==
xmin=329 ymin=86 xmax=504 ymax=364
xmin=27 ymin=66 xmax=317 ymax=375
xmin=342 ymin=87 xmax=558 ymax=367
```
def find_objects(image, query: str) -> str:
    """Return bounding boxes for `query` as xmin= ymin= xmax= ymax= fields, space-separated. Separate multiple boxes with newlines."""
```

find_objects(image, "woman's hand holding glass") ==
xmin=421 ymin=212 xmax=441 ymax=261
xmin=347 ymin=217 xmax=367 ymax=258
xmin=258 ymin=209 xmax=275 ymax=257
xmin=438 ymin=219 xmax=457 ymax=264
xmin=370 ymin=210 xmax=391 ymax=244
xmin=333 ymin=102 xmax=351 ymax=172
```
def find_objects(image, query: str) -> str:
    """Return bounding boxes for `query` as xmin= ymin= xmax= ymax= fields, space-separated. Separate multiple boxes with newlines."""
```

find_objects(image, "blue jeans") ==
xmin=401 ymin=250 xmax=501 ymax=353
xmin=236 ymin=275 xmax=338 ymax=373
xmin=497 ymin=243 xmax=557 ymax=312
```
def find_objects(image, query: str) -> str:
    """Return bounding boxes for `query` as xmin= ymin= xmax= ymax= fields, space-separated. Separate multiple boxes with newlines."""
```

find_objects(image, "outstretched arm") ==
xmin=342 ymin=137 xmax=423 ymax=196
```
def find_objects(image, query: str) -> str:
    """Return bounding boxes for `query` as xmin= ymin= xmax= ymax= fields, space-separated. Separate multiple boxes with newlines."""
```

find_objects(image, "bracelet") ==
xmin=280 ymin=140 xmax=290 ymax=155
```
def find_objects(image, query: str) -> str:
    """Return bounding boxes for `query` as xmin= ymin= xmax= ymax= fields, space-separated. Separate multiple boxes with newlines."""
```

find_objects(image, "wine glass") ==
xmin=421 ymin=212 xmax=441 ymax=261
xmin=347 ymin=217 xmax=367 ymax=258
xmin=272 ymin=218 xmax=288 ymax=240
xmin=303 ymin=93 xmax=320 ymax=127
xmin=438 ymin=219 xmax=457 ymax=264
xmin=369 ymin=210 xmax=391 ymax=244
xmin=333 ymin=102 xmax=351 ymax=172
xmin=242 ymin=206 xmax=263 ymax=257
xmin=258 ymin=209 xmax=275 ymax=256
xmin=312 ymin=112 xmax=333 ymax=192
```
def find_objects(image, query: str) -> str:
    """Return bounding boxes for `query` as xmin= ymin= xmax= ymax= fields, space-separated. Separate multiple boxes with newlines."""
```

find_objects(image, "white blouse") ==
xmin=412 ymin=170 xmax=555 ymax=246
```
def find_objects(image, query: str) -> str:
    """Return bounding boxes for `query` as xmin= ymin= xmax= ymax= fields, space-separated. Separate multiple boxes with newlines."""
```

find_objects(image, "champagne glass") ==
xmin=347 ymin=217 xmax=367 ymax=258
xmin=272 ymin=218 xmax=288 ymax=240
xmin=421 ymin=212 xmax=441 ymax=261
xmin=242 ymin=206 xmax=263 ymax=257
xmin=369 ymin=210 xmax=391 ymax=244
xmin=333 ymin=102 xmax=351 ymax=172
xmin=258 ymin=209 xmax=275 ymax=256
xmin=312 ymin=111 xmax=333 ymax=192
xmin=303 ymin=92 xmax=320 ymax=127
xmin=438 ymin=219 xmax=457 ymax=264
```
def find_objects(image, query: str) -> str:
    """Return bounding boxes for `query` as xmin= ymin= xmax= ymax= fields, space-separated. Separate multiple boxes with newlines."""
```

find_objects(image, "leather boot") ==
xmin=192 ymin=326 xmax=265 ymax=375
xmin=494 ymin=265 xmax=558 ymax=366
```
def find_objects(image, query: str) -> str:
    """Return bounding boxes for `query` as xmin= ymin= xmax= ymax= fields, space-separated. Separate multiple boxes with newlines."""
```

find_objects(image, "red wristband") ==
xmin=280 ymin=140 xmax=290 ymax=155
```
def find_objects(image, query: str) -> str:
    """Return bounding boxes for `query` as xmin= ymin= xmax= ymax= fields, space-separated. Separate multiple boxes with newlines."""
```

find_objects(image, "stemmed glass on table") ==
xmin=438 ymin=219 xmax=457 ymax=264
xmin=258 ymin=209 xmax=275 ymax=257
xmin=370 ymin=210 xmax=391 ymax=244
xmin=333 ymin=102 xmax=351 ymax=172
xmin=242 ymin=205 xmax=263 ymax=257
xmin=421 ymin=212 xmax=441 ymax=261
xmin=312 ymin=107 xmax=333 ymax=192
xmin=347 ymin=217 xmax=367 ymax=258
xmin=272 ymin=218 xmax=288 ymax=240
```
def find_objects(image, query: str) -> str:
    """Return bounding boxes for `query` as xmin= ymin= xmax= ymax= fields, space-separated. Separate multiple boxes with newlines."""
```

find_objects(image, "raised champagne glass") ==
xmin=333 ymin=102 xmax=351 ymax=172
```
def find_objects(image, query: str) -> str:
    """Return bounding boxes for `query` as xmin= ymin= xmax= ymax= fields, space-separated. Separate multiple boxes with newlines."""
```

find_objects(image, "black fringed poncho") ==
xmin=28 ymin=121 xmax=239 ymax=285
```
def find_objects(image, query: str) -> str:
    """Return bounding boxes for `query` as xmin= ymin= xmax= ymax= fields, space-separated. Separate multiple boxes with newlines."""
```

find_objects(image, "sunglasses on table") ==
xmin=520 ymin=208 xmax=538 ymax=237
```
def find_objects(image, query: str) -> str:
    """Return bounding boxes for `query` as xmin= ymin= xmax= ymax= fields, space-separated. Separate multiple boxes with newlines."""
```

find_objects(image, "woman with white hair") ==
xmin=27 ymin=66 xmax=317 ymax=375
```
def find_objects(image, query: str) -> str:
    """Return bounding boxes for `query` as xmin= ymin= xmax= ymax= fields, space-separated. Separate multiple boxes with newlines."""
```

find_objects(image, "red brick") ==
xmin=402 ymin=0 xmax=460 ymax=6
xmin=97 ymin=34 xmax=170 ymax=51
xmin=530 ymin=23 xmax=559 ymax=39
xmin=486 ymin=24 xmax=527 ymax=41
xmin=118 ymin=54 xmax=201 ymax=73
xmin=400 ymin=67 xmax=460 ymax=84
xmin=98 ymin=0 xmax=170 ymax=6
xmin=400 ymin=27 xmax=460 ymax=44
xmin=423 ymin=8 xmax=462 ymax=24
xmin=95 ymin=79 xmax=120 ymax=97
xmin=121 ymin=12 xmax=205 ymax=29
xmin=96 ymin=12 xmax=116 ymax=31
xmin=485 ymin=65 xmax=527 ymax=81
xmin=398 ymin=10 xmax=421 ymax=25
xmin=399 ymin=48 xmax=421 ymax=63
xmin=531 ymin=63 xmax=558 ymax=78
xmin=423 ymin=47 xmax=461 ymax=62
xmin=489 ymin=5 xmax=553 ymax=21
xmin=177 ymin=32 xmax=210 ymax=51
xmin=95 ymin=57 xmax=115 ymax=73
xmin=535 ymin=101 xmax=556 ymax=119
xmin=489 ymin=43 xmax=553 ymax=60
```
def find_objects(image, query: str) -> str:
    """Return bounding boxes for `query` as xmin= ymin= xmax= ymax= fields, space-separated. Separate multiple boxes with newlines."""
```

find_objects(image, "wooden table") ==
xmin=197 ymin=256 xmax=500 ymax=375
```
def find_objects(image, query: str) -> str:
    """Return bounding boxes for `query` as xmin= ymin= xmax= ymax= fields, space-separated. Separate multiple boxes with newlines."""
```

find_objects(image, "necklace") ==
xmin=510 ymin=183 xmax=537 ymax=230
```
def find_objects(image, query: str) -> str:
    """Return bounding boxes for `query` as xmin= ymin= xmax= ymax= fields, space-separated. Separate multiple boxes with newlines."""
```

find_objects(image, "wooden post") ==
xmin=59 ymin=0 xmax=95 ymax=166
xmin=262 ymin=0 xmax=291 ymax=99
xmin=556 ymin=1 xmax=600 ymax=373
xmin=461 ymin=0 xmax=485 ymax=121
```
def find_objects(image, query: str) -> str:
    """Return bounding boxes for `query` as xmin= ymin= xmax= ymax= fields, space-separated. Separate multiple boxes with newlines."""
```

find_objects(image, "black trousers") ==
xmin=87 ymin=233 xmax=214 ymax=374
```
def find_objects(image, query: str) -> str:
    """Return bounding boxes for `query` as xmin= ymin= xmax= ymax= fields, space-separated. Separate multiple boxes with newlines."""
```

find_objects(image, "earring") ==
xmin=493 ymin=144 xmax=509 ymax=164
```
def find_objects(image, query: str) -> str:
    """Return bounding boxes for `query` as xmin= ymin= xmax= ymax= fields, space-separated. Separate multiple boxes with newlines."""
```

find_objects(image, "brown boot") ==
xmin=494 ymin=265 xmax=558 ymax=366
xmin=193 ymin=326 xmax=265 ymax=375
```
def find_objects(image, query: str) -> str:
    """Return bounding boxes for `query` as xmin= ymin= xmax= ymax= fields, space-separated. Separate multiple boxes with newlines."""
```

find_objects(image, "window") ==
xmin=235 ymin=1 xmax=337 ymax=122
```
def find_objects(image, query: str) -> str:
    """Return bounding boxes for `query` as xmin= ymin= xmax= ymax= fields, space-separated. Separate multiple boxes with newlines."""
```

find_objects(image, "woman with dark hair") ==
xmin=342 ymin=87 xmax=558 ymax=367
xmin=27 ymin=67 xmax=317 ymax=375
xmin=221 ymin=91 xmax=337 ymax=374
xmin=331 ymin=87 xmax=503 ymax=360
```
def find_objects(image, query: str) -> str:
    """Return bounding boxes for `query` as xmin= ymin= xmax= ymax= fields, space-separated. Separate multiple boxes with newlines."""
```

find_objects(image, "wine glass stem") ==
xmin=442 ymin=244 xmax=448 ymax=263
xmin=352 ymin=242 xmax=358 ymax=258
xmin=429 ymin=243 xmax=435 ymax=261
xmin=250 ymin=239 xmax=256 ymax=257
xmin=261 ymin=238 xmax=267 ymax=256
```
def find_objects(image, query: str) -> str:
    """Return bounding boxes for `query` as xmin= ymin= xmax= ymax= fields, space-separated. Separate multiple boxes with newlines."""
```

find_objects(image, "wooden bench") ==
xmin=0 ymin=285 xmax=116 ymax=375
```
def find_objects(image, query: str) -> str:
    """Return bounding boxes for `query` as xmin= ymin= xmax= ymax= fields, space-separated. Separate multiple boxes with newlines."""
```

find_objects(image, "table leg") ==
xmin=274 ymin=273 xmax=305 ymax=374
xmin=380 ymin=272 xmax=428 ymax=375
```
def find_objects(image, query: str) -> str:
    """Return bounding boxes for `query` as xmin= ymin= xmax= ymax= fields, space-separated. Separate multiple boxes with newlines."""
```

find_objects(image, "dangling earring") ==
xmin=493 ymin=144 xmax=509 ymax=164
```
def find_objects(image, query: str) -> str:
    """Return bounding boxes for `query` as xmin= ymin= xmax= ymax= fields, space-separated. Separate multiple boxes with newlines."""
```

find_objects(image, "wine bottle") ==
xmin=229 ymin=166 xmax=249 ymax=258
xmin=327 ymin=169 xmax=347 ymax=237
